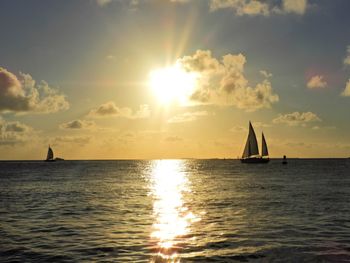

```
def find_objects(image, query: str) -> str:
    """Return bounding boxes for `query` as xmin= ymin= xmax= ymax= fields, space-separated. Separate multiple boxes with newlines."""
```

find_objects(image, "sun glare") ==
xmin=149 ymin=63 xmax=198 ymax=105
xmin=149 ymin=160 xmax=200 ymax=262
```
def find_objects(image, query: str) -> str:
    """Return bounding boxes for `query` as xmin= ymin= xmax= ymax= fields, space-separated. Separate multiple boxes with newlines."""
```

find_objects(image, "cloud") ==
xmin=307 ymin=75 xmax=327 ymax=89
xmin=210 ymin=0 xmax=269 ymax=15
xmin=209 ymin=0 xmax=308 ymax=16
xmin=96 ymin=0 xmax=139 ymax=7
xmin=178 ymin=50 xmax=279 ymax=111
xmin=105 ymin=55 xmax=116 ymax=60
xmin=60 ymin=119 xmax=96 ymax=130
xmin=230 ymin=126 xmax=247 ymax=132
xmin=88 ymin=101 xmax=151 ymax=119
xmin=0 ymin=67 xmax=69 ymax=114
xmin=167 ymin=111 xmax=210 ymax=123
xmin=344 ymin=46 xmax=350 ymax=66
xmin=164 ymin=136 xmax=183 ymax=142
xmin=253 ymin=122 xmax=271 ymax=128
xmin=282 ymin=0 xmax=307 ymax=15
xmin=230 ymin=122 xmax=269 ymax=132
xmin=341 ymin=79 xmax=350 ymax=97
xmin=260 ymin=70 xmax=273 ymax=78
xmin=0 ymin=118 xmax=33 ymax=145
xmin=52 ymin=136 xmax=91 ymax=146
xmin=273 ymin=111 xmax=321 ymax=126
xmin=96 ymin=0 xmax=112 ymax=6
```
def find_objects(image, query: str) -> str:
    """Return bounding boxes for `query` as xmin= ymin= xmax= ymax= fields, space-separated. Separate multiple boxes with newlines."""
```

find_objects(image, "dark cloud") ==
xmin=88 ymin=101 xmax=150 ymax=119
xmin=60 ymin=119 xmax=95 ymax=130
xmin=0 ymin=119 xmax=33 ymax=145
xmin=0 ymin=67 xmax=69 ymax=114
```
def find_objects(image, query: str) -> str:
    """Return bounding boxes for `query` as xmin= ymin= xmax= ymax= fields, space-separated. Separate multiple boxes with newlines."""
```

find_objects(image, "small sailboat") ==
xmin=45 ymin=145 xmax=54 ymax=162
xmin=241 ymin=122 xmax=269 ymax=163
xmin=45 ymin=145 xmax=64 ymax=162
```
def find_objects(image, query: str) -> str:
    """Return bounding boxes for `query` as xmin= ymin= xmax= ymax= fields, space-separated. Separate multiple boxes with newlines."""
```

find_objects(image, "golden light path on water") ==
xmin=149 ymin=160 xmax=200 ymax=262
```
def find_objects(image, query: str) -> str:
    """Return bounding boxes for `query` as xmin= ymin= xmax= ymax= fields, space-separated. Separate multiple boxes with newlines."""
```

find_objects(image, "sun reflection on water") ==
xmin=149 ymin=160 xmax=199 ymax=262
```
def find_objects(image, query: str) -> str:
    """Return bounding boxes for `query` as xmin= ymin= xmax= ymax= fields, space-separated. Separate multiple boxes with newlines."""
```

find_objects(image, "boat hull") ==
xmin=44 ymin=158 xmax=64 ymax=162
xmin=240 ymin=157 xmax=269 ymax=164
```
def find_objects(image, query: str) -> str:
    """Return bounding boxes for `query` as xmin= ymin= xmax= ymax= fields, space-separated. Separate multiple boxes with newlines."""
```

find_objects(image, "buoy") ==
xmin=282 ymin=155 xmax=287 ymax=164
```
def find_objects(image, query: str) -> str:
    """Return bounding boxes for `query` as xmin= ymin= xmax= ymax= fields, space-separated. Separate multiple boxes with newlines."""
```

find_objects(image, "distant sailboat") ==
xmin=45 ymin=145 xmax=64 ymax=162
xmin=241 ymin=122 xmax=269 ymax=163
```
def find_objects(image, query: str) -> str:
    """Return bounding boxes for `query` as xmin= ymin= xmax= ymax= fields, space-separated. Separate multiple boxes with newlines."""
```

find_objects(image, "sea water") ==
xmin=1 ymin=159 xmax=350 ymax=262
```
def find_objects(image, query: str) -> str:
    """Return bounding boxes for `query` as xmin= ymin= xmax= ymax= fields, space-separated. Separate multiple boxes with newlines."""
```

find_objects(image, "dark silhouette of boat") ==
xmin=240 ymin=122 xmax=269 ymax=163
xmin=282 ymin=155 xmax=288 ymax=164
xmin=45 ymin=146 xmax=64 ymax=162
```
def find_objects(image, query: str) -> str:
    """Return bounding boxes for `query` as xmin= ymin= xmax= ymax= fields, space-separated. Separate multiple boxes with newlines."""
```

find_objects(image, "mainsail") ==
xmin=261 ymin=132 xmax=269 ymax=157
xmin=242 ymin=122 xmax=259 ymax=158
xmin=46 ymin=146 xmax=54 ymax=161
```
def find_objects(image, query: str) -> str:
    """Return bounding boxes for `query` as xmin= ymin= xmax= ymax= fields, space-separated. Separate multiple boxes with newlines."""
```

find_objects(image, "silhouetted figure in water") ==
xmin=282 ymin=155 xmax=287 ymax=165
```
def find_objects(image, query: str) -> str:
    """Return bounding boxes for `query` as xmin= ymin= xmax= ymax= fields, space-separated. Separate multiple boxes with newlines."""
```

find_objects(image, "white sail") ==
xmin=261 ymin=132 xmax=269 ymax=157
xmin=46 ymin=146 xmax=54 ymax=160
xmin=242 ymin=122 xmax=259 ymax=158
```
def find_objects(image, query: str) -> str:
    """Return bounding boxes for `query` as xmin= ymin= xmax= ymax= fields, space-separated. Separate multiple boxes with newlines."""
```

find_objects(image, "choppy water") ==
xmin=1 ymin=159 xmax=350 ymax=262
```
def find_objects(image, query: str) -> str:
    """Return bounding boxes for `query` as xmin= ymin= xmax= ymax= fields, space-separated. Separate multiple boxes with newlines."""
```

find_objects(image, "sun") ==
xmin=149 ymin=63 xmax=198 ymax=105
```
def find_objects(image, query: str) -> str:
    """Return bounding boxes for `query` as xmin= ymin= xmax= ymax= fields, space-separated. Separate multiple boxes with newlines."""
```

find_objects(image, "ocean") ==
xmin=0 ymin=159 xmax=350 ymax=262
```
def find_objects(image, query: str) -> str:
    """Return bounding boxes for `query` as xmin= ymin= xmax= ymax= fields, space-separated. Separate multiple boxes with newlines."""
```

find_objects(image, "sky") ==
xmin=0 ymin=0 xmax=350 ymax=159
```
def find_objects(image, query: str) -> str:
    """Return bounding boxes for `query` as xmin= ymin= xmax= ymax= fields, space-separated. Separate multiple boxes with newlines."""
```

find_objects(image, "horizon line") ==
xmin=0 ymin=157 xmax=349 ymax=162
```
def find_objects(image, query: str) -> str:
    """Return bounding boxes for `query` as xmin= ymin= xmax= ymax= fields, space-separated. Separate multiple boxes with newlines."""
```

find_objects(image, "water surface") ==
xmin=1 ymin=159 xmax=350 ymax=262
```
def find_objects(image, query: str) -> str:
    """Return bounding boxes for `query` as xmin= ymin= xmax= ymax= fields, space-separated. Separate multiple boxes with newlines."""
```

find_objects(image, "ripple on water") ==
xmin=0 ymin=159 xmax=350 ymax=262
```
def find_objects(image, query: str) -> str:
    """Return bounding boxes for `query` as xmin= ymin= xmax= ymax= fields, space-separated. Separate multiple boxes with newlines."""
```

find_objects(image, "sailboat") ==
xmin=240 ymin=121 xmax=269 ymax=163
xmin=45 ymin=145 xmax=64 ymax=162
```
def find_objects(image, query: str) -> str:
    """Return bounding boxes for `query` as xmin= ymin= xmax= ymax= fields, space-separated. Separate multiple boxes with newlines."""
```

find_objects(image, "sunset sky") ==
xmin=1 ymin=0 xmax=350 ymax=159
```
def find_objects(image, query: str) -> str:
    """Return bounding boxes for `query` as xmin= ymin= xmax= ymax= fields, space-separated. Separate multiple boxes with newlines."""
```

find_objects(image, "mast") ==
xmin=261 ymin=132 xmax=269 ymax=157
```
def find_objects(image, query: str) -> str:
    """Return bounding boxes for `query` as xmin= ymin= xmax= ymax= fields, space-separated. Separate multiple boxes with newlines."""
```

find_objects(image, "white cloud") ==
xmin=260 ymin=70 xmax=273 ymax=78
xmin=344 ymin=46 xmax=350 ymax=66
xmin=341 ymin=79 xmax=350 ymax=97
xmin=88 ymin=101 xmax=151 ymax=119
xmin=178 ymin=50 xmax=279 ymax=111
xmin=167 ymin=111 xmax=210 ymax=123
xmin=60 ymin=120 xmax=96 ymax=130
xmin=209 ymin=0 xmax=308 ymax=16
xmin=307 ymin=75 xmax=327 ymax=89
xmin=0 ymin=67 xmax=69 ymax=114
xmin=273 ymin=111 xmax=321 ymax=126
